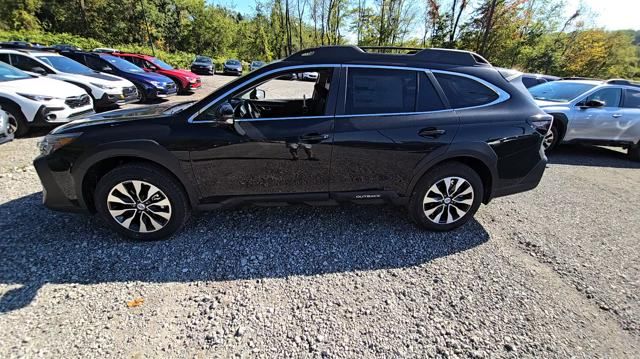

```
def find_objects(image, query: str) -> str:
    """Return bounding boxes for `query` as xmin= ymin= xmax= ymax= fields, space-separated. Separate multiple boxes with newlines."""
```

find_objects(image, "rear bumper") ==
xmin=492 ymin=156 xmax=547 ymax=199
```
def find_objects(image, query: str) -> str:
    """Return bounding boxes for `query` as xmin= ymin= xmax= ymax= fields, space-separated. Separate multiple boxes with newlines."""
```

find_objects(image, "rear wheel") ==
xmin=408 ymin=162 xmax=483 ymax=231
xmin=94 ymin=163 xmax=190 ymax=240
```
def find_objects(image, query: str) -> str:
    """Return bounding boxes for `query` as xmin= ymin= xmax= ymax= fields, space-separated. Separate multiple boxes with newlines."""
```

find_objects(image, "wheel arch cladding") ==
xmin=409 ymin=145 xmax=497 ymax=204
xmin=549 ymin=112 xmax=568 ymax=141
xmin=73 ymin=141 xmax=199 ymax=212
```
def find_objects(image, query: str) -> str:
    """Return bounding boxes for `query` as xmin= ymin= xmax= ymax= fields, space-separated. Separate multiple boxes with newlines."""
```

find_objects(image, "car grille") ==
xmin=123 ymin=86 xmax=137 ymax=97
xmin=65 ymin=94 xmax=91 ymax=109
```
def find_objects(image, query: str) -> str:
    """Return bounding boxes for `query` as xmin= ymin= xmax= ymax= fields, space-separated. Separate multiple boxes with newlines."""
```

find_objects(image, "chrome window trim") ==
xmin=189 ymin=63 xmax=510 ymax=124
xmin=188 ymin=64 xmax=340 ymax=123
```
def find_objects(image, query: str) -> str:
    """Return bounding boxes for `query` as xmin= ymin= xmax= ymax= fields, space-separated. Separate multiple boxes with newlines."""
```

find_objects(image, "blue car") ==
xmin=60 ymin=51 xmax=178 ymax=102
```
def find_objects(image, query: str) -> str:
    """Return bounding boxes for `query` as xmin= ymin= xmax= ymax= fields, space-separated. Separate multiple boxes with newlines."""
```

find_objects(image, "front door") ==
xmin=569 ymin=87 xmax=623 ymax=140
xmin=186 ymin=66 xmax=339 ymax=202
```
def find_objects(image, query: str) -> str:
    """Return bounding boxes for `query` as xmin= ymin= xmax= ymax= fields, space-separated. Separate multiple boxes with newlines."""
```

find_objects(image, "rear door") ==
xmin=330 ymin=66 xmax=458 ymax=195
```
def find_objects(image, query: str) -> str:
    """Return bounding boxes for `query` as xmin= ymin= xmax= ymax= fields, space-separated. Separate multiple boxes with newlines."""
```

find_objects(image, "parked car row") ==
xmin=0 ymin=44 xmax=202 ymax=136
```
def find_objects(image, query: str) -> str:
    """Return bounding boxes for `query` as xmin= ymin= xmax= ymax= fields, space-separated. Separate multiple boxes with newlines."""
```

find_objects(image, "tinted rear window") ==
xmin=346 ymin=68 xmax=417 ymax=115
xmin=434 ymin=73 xmax=499 ymax=108
xmin=623 ymin=89 xmax=640 ymax=109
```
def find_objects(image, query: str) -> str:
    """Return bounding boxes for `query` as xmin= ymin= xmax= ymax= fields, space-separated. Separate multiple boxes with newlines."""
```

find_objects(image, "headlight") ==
xmin=17 ymin=93 xmax=58 ymax=102
xmin=149 ymin=81 xmax=166 ymax=89
xmin=186 ymin=77 xmax=197 ymax=83
xmin=38 ymin=132 xmax=82 ymax=156
xmin=90 ymin=82 xmax=116 ymax=90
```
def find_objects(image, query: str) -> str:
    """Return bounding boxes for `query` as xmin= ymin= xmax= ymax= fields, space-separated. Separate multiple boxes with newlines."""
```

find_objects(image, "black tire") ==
xmin=3 ymin=104 xmax=29 ymax=137
xmin=543 ymin=124 xmax=560 ymax=153
xmin=628 ymin=142 xmax=640 ymax=162
xmin=94 ymin=163 xmax=190 ymax=240
xmin=135 ymin=85 xmax=148 ymax=103
xmin=408 ymin=162 xmax=483 ymax=232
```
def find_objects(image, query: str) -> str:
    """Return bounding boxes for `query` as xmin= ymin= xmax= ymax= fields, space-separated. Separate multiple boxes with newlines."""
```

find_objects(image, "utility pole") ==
xmin=139 ymin=0 xmax=156 ymax=56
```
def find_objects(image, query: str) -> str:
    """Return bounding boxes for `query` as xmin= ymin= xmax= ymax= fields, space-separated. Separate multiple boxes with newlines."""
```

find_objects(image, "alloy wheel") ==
xmin=543 ymin=130 xmax=555 ymax=150
xmin=423 ymin=176 xmax=474 ymax=224
xmin=6 ymin=113 xmax=17 ymax=135
xmin=106 ymin=180 xmax=172 ymax=233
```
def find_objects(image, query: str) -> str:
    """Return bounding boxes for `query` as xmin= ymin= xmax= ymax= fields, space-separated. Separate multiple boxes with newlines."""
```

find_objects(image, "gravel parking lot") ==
xmin=0 ymin=75 xmax=639 ymax=357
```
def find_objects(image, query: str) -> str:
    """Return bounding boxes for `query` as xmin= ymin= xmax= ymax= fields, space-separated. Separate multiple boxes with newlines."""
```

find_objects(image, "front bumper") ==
xmin=33 ymin=155 xmax=86 ymax=213
xmin=186 ymin=79 xmax=202 ymax=90
xmin=31 ymin=105 xmax=95 ymax=126
xmin=223 ymin=68 xmax=242 ymax=75
xmin=191 ymin=66 xmax=213 ymax=74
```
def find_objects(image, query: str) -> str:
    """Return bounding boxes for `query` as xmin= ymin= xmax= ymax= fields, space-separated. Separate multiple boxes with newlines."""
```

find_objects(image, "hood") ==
xmin=534 ymin=100 xmax=572 ymax=113
xmin=0 ymin=77 xmax=87 ymax=97
xmin=53 ymin=72 xmax=134 ymax=87
xmin=535 ymin=99 xmax=571 ymax=107
xmin=51 ymin=101 xmax=194 ymax=134
xmin=158 ymin=68 xmax=199 ymax=79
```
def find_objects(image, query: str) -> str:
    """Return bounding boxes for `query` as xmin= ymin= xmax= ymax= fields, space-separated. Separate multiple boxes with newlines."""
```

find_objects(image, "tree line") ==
xmin=1 ymin=0 xmax=638 ymax=78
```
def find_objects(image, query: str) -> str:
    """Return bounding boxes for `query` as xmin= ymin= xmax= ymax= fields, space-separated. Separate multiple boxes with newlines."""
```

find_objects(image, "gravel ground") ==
xmin=0 ymin=75 xmax=639 ymax=357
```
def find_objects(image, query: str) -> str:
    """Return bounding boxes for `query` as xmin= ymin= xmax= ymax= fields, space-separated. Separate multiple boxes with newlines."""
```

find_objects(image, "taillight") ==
xmin=528 ymin=114 xmax=553 ymax=135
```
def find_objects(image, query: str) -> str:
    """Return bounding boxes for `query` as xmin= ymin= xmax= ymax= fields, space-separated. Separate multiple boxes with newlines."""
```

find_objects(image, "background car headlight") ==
xmin=90 ymin=82 xmax=116 ymax=90
xmin=149 ymin=81 xmax=166 ymax=89
xmin=186 ymin=77 xmax=197 ymax=83
xmin=38 ymin=132 xmax=82 ymax=156
xmin=17 ymin=93 xmax=56 ymax=102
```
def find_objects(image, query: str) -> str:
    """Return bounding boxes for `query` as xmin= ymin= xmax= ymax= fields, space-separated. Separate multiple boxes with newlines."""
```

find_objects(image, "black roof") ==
xmin=285 ymin=46 xmax=492 ymax=67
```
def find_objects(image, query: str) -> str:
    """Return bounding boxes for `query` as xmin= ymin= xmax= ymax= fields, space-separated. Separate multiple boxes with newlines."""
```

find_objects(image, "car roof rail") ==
xmin=285 ymin=46 xmax=491 ymax=66
xmin=359 ymin=46 xmax=424 ymax=54
xmin=560 ymin=76 xmax=601 ymax=81
xmin=605 ymin=79 xmax=640 ymax=87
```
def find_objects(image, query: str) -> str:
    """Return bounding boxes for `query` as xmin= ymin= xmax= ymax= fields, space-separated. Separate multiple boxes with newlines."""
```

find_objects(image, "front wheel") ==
xmin=3 ymin=105 xmax=29 ymax=137
xmin=94 ymin=163 xmax=190 ymax=240
xmin=408 ymin=162 xmax=483 ymax=231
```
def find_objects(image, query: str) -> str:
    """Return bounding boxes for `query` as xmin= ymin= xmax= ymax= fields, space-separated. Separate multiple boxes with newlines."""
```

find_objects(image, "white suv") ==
xmin=530 ymin=79 xmax=640 ymax=161
xmin=0 ymin=61 xmax=94 ymax=136
xmin=0 ymin=49 xmax=138 ymax=109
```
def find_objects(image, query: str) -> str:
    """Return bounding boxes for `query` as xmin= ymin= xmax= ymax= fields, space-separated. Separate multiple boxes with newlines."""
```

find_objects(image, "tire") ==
xmin=3 ymin=104 xmax=29 ymax=137
xmin=543 ymin=125 xmax=560 ymax=153
xmin=628 ymin=142 xmax=640 ymax=162
xmin=135 ymin=85 xmax=148 ymax=103
xmin=408 ymin=162 xmax=483 ymax=232
xmin=94 ymin=163 xmax=190 ymax=240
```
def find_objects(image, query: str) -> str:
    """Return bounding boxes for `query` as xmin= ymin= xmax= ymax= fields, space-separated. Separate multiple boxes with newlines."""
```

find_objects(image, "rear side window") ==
xmin=417 ymin=73 xmax=445 ymax=111
xmin=346 ymin=68 xmax=417 ymax=115
xmin=623 ymin=89 xmax=640 ymax=109
xmin=434 ymin=73 xmax=498 ymax=108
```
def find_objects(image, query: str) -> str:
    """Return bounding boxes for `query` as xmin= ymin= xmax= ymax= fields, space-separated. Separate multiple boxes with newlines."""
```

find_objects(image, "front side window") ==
xmin=434 ymin=73 xmax=498 ymax=108
xmin=346 ymin=68 xmax=417 ymax=115
xmin=623 ymin=89 xmax=640 ymax=109
xmin=197 ymin=67 xmax=334 ymax=121
xmin=10 ymin=54 xmax=52 ymax=73
xmin=583 ymin=88 xmax=622 ymax=107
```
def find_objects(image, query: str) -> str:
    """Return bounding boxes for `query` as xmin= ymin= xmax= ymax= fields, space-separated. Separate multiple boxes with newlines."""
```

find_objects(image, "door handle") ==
xmin=419 ymin=128 xmax=446 ymax=138
xmin=300 ymin=134 xmax=330 ymax=141
xmin=612 ymin=114 xmax=622 ymax=118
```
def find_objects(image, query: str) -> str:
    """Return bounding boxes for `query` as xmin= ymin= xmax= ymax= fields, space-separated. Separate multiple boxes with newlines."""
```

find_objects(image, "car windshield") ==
xmin=252 ymin=61 xmax=264 ymax=66
xmin=101 ymin=55 xmax=144 ymax=73
xmin=226 ymin=60 xmax=240 ymax=66
xmin=150 ymin=57 xmax=174 ymax=70
xmin=529 ymin=82 xmax=597 ymax=102
xmin=36 ymin=55 xmax=95 ymax=75
xmin=0 ymin=62 xmax=31 ymax=82
xmin=195 ymin=56 xmax=211 ymax=63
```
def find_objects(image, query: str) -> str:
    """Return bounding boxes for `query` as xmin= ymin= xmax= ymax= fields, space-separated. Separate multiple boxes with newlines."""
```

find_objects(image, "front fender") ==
xmin=71 ymin=139 xmax=199 ymax=209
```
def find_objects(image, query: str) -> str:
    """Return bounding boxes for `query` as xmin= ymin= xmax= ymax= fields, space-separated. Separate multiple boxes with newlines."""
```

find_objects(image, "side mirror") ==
xmin=217 ymin=102 xmax=235 ymax=124
xmin=580 ymin=99 xmax=605 ymax=109
xmin=31 ymin=67 xmax=47 ymax=76
xmin=250 ymin=88 xmax=265 ymax=100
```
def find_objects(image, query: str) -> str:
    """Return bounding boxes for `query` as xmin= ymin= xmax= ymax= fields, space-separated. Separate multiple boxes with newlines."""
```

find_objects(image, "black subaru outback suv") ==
xmin=34 ymin=46 xmax=551 ymax=240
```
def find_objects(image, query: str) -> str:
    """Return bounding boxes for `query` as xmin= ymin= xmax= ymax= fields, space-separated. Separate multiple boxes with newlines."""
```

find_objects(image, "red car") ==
xmin=110 ymin=53 xmax=202 ymax=93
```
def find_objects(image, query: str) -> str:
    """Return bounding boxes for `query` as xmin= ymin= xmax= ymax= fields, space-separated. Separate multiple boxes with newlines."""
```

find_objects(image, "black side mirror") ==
xmin=580 ymin=99 xmax=605 ymax=109
xmin=217 ymin=102 xmax=235 ymax=124
xmin=250 ymin=88 xmax=265 ymax=100
xmin=31 ymin=67 xmax=47 ymax=76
